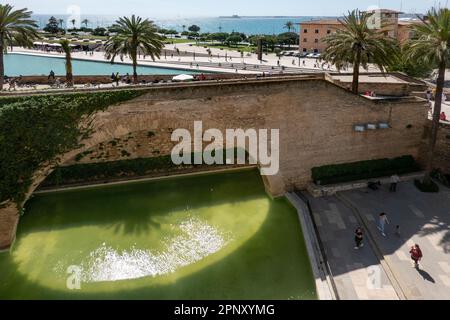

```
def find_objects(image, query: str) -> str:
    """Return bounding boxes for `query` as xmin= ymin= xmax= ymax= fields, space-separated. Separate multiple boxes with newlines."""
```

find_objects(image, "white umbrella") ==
xmin=48 ymin=43 xmax=62 ymax=47
xmin=172 ymin=74 xmax=194 ymax=82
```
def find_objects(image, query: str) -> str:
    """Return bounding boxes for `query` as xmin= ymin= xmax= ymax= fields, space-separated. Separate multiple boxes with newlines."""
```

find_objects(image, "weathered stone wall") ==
xmin=64 ymin=77 xmax=427 ymax=191
xmin=420 ymin=121 xmax=450 ymax=174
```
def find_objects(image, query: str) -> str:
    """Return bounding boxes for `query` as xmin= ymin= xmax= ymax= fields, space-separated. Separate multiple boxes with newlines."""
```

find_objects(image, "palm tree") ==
xmin=405 ymin=8 xmax=450 ymax=185
xmin=82 ymin=19 xmax=89 ymax=28
xmin=58 ymin=18 xmax=64 ymax=29
xmin=182 ymin=24 xmax=186 ymax=32
xmin=322 ymin=9 xmax=398 ymax=94
xmin=70 ymin=19 xmax=76 ymax=29
xmin=284 ymin=21 xmax=294 ymax=32
xmin=104 ymin=15 xmax=164 ymax=84
xmin=0 ymin=4 xmax=38 ymax=90
xmin=60 ymin=39 xmax=73 ymax=87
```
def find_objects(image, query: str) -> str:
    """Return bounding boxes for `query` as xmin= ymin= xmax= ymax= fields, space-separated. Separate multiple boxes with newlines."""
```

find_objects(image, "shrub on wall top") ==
xmin=311 ymin=155 xmax=420 ymax=185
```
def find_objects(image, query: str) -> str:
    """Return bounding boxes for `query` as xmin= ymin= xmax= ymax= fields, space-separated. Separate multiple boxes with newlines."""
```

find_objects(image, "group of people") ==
xmin=354 ymin=215 xmax=423 ymax=268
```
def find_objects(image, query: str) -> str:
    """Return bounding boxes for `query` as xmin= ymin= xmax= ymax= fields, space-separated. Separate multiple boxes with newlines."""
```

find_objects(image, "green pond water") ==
xmin=0 ymin=169 xmax=317 ymax=299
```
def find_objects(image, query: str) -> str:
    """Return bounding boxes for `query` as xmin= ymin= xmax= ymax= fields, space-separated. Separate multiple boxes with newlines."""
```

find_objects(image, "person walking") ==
xmin=354 ymin=227 xmax=364 ymax=249
xmin=390 ymin=174 xmax=400 ymax=192
xmin=409 ymin=244 xmax=423 ymax=268
xmin=377 ymin=212 xmax=390 ymax=237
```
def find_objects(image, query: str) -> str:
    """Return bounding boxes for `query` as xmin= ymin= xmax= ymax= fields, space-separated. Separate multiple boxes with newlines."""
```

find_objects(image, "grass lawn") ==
xmin=196 ymin=43 xmax=257 ymax=54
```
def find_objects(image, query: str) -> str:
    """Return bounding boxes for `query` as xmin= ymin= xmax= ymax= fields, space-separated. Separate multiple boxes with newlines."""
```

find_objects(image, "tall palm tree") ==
xmin=284 ymin=21 xmax=294 ymax=32
xmin=104 ymin=15 xmax=163 ymax=84
xmin=58 ymin=18 xmax=64 ymax=29
xmin=70 ymin=19 xmax=76 ymax=29
xmin=60 ymin=39 xmax=73 ymax=87
xmin=322 ymin=10 xmax=398 ymax=94
xmin=182 ymin=24 xmax=186 ymax=32
xmin=405 ymin=8 xmax=450 ymax=185
xmin=0 ymin=4 xmax=38 ymax=90
xmin=82 ymin=19 xmax=89 ymax=28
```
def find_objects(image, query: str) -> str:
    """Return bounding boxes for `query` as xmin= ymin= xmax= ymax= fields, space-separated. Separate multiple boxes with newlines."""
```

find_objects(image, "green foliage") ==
xmin=389 ymin=46 xmax=435 ymax=78
xmin=41 ymin=149 xmax=246 ymax=187
xmin=277 ymin=32 xmax=299 ymax=47
xmin=431 ymin=169 xmax=450 ymax=187
xmin=43 ymin=16 xmax=61 ymax=34
xmin=188 ymin=25 xmax=201 ymax=33
xmin=311 ymin=155 xmax=420 ymax=185
xmin=414 ymin=179 xmax=439 ymax=193
xmin=92 ymin=27 xmax=107 ymax=36
xmin=0 ymin=90 xmax=144 ymax=203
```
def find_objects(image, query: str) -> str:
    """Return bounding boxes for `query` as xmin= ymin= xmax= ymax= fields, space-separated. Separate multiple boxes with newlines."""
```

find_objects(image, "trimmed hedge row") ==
xmin=312 ymin=155 xmax=420 ymax=185
xmin=42 ymin=150 xmax=247 ymax=187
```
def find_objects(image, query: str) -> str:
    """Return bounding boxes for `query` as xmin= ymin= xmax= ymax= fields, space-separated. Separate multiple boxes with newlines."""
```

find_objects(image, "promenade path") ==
xmin=307 ymin=181 xmax=450 ymax=300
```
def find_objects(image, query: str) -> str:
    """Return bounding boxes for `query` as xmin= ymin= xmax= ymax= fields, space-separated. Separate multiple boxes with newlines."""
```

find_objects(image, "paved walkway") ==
xmin=307 ymin=181 xmax=450 ymax=300
xmin=306 ymin=194 xmax=399 ymax=300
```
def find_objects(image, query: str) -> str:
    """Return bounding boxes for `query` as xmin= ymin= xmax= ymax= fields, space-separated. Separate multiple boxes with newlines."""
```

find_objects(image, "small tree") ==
xmin=226 ymin=34 xmax=242 ymax=47
xmin=188 ymin=24 xmax=200 ymax=33
xmin=284 ymin=21 xmax=295 ymax=32
xmin=82 ymin=19 xmax=89 ymax=28
xmin=44 ymin=16 xmax=59 ymax=34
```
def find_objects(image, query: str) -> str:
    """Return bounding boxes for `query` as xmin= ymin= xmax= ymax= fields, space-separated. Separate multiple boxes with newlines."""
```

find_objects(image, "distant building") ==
xmin=298 ymin=9 xmax=421 ymax=53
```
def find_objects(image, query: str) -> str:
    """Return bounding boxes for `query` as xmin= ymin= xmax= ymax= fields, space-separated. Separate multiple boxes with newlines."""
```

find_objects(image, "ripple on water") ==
xmin=79 ymin=217 xmax=231 ymax=283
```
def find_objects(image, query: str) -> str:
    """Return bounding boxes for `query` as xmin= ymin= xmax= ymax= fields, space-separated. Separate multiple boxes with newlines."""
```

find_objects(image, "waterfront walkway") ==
xmin=307 ymin=181 xmax=450 ymax=300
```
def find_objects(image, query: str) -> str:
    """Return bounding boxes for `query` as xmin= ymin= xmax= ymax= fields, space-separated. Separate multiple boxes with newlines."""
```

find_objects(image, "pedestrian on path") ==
xmin=409 ymin=244 xmax=423 ymax=268
xmin=377 ymin=212 xmax=390 ymax=237
xmin=354 ymin=227 xmax=364 ymax=249
xmin=390 ymin=174 xmax=400 ymax=192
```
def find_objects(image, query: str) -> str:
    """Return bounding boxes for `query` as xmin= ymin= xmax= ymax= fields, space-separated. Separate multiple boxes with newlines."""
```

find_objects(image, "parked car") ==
xmin=295 ymin=52 xmax=308 ymax=58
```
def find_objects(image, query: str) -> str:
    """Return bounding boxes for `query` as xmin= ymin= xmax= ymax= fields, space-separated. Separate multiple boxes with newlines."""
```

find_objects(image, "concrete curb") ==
xmin=286 ymin=192 xmax=337 ymax=300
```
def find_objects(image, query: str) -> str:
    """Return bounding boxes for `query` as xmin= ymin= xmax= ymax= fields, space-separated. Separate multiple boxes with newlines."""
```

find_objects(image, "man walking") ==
xmin=377 ymin=212 xmax=390 ymax=237
xmin=390 ymin=174 xmax=400 ymax=192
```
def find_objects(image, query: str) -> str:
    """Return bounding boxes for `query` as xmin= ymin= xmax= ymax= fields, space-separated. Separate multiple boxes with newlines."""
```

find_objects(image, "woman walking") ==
xmin=409 ymin=244 xmax=423 ymax=268
xmin=354 ymin=227 xmax=364 ymax=249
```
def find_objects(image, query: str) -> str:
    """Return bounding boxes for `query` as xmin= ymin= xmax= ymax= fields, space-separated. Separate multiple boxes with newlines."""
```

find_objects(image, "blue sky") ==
xmin=1 ymin=0 xmax=442 ymax=17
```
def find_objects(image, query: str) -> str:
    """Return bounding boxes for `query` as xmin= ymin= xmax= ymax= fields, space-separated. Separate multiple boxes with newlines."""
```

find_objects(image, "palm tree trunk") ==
xmin=352 ymin=50 xmax=361 ymax=94
xmin=132 ymin=54 xmax=138 ymax=84
xmin=423 ymin=60 xmax=446 ymax=185
xmin=66 ymin=56 xmax=73 ymax=87
xmin=0 ymin=46 xmax=4 ymax=91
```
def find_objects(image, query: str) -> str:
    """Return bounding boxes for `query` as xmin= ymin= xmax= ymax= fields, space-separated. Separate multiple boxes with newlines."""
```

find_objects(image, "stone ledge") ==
xmin=307 ymin=171 xmax=425 ymax=198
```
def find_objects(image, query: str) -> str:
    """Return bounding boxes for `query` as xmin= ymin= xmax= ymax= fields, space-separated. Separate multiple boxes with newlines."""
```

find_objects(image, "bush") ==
xmin=312 ymin=155 xmax=420 ymax=185
xmin=414 ymin=179 xmax=439 ymax=193
xmin=42 ymin=149 xmax=246 ymax=187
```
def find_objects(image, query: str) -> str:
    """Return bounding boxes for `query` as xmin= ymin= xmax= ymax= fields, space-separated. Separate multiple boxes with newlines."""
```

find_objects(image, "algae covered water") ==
xmin=0 ymin=169 xmax=316 ymax=299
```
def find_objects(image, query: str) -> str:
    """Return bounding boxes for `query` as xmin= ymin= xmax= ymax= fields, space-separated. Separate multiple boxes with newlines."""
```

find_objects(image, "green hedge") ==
xmin=42 ymin=150 xmax=246 ymax=187
xmin=414 ymin=179 xmax=439 ymax=193
xmin=0 ymin=89 xmax=145 ymax=203
xmin=311 ymin=155 xmax=420 ymax=185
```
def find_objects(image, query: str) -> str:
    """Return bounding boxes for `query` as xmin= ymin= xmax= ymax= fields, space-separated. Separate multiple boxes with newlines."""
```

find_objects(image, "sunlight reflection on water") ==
xmin=78 ymin=217 xmax=230 ymax=283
